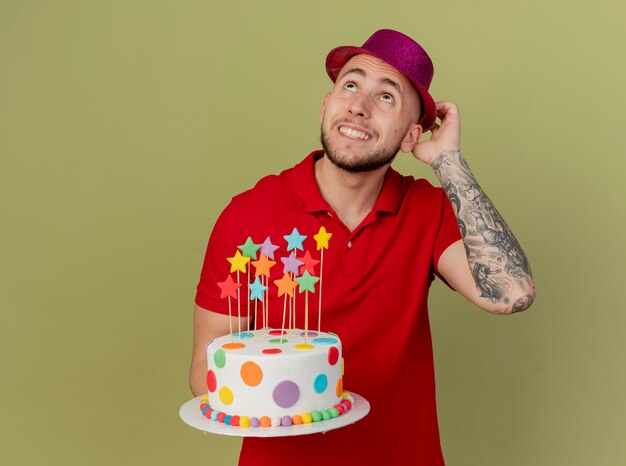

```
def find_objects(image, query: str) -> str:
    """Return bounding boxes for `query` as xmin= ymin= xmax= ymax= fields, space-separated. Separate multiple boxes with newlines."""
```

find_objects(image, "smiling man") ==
xmin=320 ymin=54 xmax=423 ymax=174
xmin=190 ymin=29 xmax=535 ymax=465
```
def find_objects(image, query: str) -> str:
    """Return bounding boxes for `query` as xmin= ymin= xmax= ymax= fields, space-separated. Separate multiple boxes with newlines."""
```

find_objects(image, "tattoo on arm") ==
xmin=512 ymin=295 xmax=535 ymax=313
xmin=434 ymin=150 xmax=534 ymax=312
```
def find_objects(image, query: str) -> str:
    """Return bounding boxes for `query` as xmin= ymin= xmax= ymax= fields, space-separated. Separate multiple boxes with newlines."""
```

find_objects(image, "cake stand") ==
xmin=179 ymin=393 xmax=370 ymax=438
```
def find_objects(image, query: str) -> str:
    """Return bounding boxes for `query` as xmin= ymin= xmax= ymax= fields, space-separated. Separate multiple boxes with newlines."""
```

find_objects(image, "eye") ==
xmin=344 ymin=82 xmax=357 ymax=92
xmin=381 ymin=93 xmax=394 ymax=103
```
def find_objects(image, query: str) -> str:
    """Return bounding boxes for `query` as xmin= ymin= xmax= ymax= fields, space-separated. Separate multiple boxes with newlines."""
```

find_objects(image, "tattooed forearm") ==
xmin=433 ymin=150 xmax=535 ymax=313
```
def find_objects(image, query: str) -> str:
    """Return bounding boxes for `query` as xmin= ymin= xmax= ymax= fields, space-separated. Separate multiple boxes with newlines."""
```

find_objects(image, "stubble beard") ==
xmin=320 ymin=126 xmax=402 ymax=173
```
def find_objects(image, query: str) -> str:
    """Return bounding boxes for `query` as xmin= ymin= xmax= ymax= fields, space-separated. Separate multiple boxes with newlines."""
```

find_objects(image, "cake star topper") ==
xmin=248 ymin=276 xmax=269 ymax=301
xmin=217 ymin=274 xmax=241 ymax=299
xmin=238 ymin=237 xmax=261 ymax=260
xmin=274 ymin=272 xmax=298 ymax=297
xmin=295 ymin=270 xmax=320 ymax=293
xmin=283 ymin=228 xmax=307 ymax=251
xmin=281 ymin=251 xmax=304 ymax=276
xmin=299 ymin=250 xmax=320 ymax=275
xmin=313 ymin=226 xmax=332 ymax=250
xmin=251 ymin=253 xmax=276 ymax=278
xmin=313 ymin=226 xmax=331 ymax=332
xmin=226 ymin=250 xmax=250 ymax=273
xmin=260 ymin=236 xmax=279 ymax=260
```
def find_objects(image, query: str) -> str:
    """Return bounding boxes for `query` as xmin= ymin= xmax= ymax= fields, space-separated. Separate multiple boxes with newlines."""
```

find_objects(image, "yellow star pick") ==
xmin=226 ymin=250 xmax=250 ymax=273
xmin=313 ymin=226 xmax=332 ymax=251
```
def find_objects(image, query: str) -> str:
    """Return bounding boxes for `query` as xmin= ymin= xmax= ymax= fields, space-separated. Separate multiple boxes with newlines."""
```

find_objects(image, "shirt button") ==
xmin=347 ymin=241 xmax=352 ymax=248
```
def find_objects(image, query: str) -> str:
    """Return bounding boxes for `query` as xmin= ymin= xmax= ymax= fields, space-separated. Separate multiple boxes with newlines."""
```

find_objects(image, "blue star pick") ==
xmin=283 ymin=228 xmax=307 ymax=251
xmin=248 ymin=276 xmax=269 ymax=301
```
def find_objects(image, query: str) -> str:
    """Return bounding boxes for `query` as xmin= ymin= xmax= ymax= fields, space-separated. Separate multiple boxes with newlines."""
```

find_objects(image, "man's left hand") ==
xmin=411 ymin=101 xmax=461 ymax=165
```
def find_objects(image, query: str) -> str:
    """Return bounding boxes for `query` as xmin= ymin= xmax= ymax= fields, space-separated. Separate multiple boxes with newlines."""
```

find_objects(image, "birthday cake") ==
xmin=201 ymin=329 xmax=353 ymax=428
xmin=200 ymin=227 xmax=356 ymax=428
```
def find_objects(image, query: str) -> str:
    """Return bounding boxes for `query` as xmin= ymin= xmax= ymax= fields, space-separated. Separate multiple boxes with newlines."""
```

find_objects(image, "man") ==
xmin=190 ymin=29 xmax=535 ymax=465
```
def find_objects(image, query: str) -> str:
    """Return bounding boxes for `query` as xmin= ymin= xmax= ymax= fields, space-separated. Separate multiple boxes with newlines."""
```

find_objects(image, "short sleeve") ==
xmin=432 ymin=191 xmax=462 ymax=278
xmin=195 ymin=200 xmax=245 ymax=315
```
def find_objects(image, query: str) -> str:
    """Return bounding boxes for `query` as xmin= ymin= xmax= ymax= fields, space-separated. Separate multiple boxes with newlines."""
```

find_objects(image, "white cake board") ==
xmin=179 ymin=393 xmax=370 ymax=438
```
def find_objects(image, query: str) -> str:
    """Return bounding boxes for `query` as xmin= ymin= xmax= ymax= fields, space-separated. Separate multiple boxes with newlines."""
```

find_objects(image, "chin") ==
xmin=320 ymin=126 xmax=400 ymax=173
xmin=326 ymin=150 xmax=397 ymax=173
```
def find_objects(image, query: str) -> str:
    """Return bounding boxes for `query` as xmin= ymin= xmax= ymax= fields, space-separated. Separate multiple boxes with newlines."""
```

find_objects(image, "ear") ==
xmin=320 ymin=93 xmax=330 ymax=125
xmin=400 ymin=122 xmax=423 ymax=153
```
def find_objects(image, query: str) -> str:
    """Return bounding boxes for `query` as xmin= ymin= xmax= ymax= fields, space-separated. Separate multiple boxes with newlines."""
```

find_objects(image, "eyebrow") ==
xmin=339 ymin=68 xmax=402 ymax=94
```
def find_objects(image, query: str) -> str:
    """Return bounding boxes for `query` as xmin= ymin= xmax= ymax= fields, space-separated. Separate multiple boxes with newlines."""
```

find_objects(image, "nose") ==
xmin=348 ymin=94 xmax=370 ymax=118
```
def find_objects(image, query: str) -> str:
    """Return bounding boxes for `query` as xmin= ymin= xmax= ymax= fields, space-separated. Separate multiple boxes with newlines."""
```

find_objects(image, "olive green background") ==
xmin=2 ymin=1 xmax=625 ymax=464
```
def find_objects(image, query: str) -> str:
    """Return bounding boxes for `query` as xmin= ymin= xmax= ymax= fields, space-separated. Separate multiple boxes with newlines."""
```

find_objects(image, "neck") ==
xmin=314 ymin=154 xmax=388 ymax=232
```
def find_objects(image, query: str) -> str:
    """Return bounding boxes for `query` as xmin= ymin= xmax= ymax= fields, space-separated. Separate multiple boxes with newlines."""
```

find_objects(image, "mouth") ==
xmin=338 ymin=125 xmax=372 ymax=141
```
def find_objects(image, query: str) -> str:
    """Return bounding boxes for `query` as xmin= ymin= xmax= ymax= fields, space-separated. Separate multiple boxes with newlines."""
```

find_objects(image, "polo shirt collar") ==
xmin=290 ymin=150 xmax=403 ymax=215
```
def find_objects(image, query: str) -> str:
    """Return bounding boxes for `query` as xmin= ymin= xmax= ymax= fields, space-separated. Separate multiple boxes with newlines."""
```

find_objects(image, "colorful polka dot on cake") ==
xmin=294 ymin=343 xmax=314 ymax=350
xmin=240 ymin=361 xmax=263 ymax=386
xmin=214 ymin=349 xmax=226 ymax=368
xmin=222 ymin=342 xmax=246 ymax=350
xmin=328 ymin=346 xmax=339 ymax=365
xmin=206 ymin=370 xmax=217 ymax=392
xmin=313 ymin=374 xmax=328 ymax=393
xmin=273 ymin=380 xmax=300 ymax=408
xmin=268 ymin=338 xmax=288 ymax=344
xmin=219 ymin=386 xmax=234 ymax=405
xmin=313 ymin=337 xmax=338 ymax=344
xmin=336 ymin=378 xmax=343 ymax=397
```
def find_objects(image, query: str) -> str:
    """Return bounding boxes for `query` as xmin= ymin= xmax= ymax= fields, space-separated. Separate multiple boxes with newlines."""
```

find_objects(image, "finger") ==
xmin=435 ymin=101 xmax=458 ymax=117
xmin=436 ymin=107 xmax=449 ymax=121
xmin=435 ymin=100 xmax=455 ymax=109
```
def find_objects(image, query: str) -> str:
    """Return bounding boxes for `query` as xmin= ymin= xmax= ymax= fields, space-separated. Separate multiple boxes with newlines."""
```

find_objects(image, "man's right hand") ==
xmin=189 ymin=305 xmax=249 ymax=396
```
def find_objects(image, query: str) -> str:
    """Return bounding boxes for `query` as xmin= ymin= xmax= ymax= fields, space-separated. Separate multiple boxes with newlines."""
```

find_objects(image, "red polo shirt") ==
xmin=196 ymin=151 xmax=461 ymax=466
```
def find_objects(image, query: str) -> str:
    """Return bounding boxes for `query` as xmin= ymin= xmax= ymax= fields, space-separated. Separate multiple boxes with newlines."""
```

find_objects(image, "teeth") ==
xmin=339 ymin=126 xmax=370 ymax=140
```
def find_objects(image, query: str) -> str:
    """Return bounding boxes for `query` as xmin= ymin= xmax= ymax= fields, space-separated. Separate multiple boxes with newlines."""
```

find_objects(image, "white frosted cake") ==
xmin=200 ymin=329 xmax=354 ymax=428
